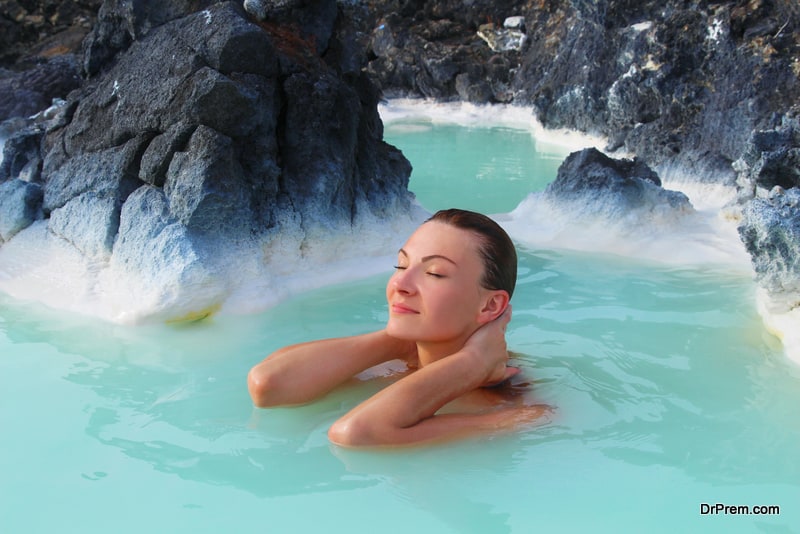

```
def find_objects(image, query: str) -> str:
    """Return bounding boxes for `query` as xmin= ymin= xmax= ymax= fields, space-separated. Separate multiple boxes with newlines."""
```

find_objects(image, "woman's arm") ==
xmin=247 ymin=329 xmax=416 ymax=407
xmin=328 ymin=309 xmax=545 ymax=447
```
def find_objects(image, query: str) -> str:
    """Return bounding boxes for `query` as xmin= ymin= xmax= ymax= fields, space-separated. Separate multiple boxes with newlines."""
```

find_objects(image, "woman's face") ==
xmin=385 ymin=221 xmax=493 ymax=348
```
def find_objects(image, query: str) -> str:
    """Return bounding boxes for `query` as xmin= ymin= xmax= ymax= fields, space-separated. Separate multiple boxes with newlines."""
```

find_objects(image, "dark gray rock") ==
xmin=82 ymin=0 xmax=217 ymax=76
xmin=359 ymin=1 xmax=800 ymax=183
xmin=280 ymin=70 xmax=362 ymax=222
xmin=363 ymin=5 xmax=522 ymax=103
xmin=544 ymin=148 xmax=691 ymax=220
xmin=734 ymin=117 xmax=800 ymax=201
xmin=109 ymin=184 xmax=224 ymax=321
xmin=0 ymin=0 xmax=414 ymax=320
xmin=163 ymin=125 xmax=252 ymax=235
xmin=37 ymin=0 xmax=409 ymax=243
xmin=0 ymin=179 xmax=43 ymax=242
xmin=138 ymin=121 xmax=195 ymax=187
xmin=455 ymin=72 xmax=493 ymax=104
xmin=0 ymin=0 xmax=99 ymax=68
xmin=0 ymin=55 xmax=83 ymax=122
xmin=48 ymin=191 xmax=120 ymax=257
xmin=43 ymin=135 xmax=146 ymax=214
xmin=113 ymin=185 xmax=196 ymax=272
xmin=248 ymin=0 xmax=338 ymax=55
xmin=185 ymin=68 xmax=266 ymax=138
xmin=0 ymin=128 xmax=44 ymax=184
xmin=738 ymin=187 xmax=800 ymax=311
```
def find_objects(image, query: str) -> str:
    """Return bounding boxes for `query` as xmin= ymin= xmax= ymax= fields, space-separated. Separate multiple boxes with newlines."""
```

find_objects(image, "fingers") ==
xmin=481 ymin=366 xmax=520 ymax=388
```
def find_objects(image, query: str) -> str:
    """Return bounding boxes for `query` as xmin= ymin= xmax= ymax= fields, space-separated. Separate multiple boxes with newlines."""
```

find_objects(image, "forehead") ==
xmin=402 ymin=221 xmax=483 ymax=262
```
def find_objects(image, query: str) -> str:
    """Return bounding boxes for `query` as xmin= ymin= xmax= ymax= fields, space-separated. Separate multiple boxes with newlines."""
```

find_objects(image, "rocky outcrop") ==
xmin=736 ymin=114 xmax=800 ymax=312
xmin=739 ymin=188 xmax=800 ymax=312
xmin=0 ymin=178 xmax=42 ymax=242
xmin=358 ymin=1 xmax=800 ymax=179
xmin=364 ymin=1 xmax=525 ymax=104
xmin=0 ymin=0 xmax=416 ymax=321
xmin=2 ymin=0 xmax=800 ymax=328
xmin=501 ymin=146 xmax=714 ymax=267
xmin=355 ymin=0 xmax=800 ymax=342
xmin=0 ymin=0 xmax=98 ymax=121
xmin=543 ymin=147 xmax=692 ymax=221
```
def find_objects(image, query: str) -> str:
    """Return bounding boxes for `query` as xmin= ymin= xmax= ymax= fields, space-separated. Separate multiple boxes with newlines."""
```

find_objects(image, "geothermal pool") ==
xmin=0 ymin=102 xmax=798 ymax=532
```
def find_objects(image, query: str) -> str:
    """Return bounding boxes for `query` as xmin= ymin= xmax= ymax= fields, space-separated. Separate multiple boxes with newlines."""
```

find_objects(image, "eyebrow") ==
xmin=398 ymin=248 xmax=457 ymax=265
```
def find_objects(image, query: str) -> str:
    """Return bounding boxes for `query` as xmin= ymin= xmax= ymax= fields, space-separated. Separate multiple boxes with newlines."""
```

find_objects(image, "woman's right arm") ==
xmin=247 ymin=330 xmax=415 ymax=407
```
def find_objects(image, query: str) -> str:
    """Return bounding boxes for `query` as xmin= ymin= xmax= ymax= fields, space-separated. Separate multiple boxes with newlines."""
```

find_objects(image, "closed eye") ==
xmin=426 ymin=272 xmax=445 ymax=278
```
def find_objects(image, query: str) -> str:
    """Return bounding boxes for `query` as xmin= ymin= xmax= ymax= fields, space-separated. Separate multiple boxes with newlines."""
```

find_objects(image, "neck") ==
xmin=415 ymin=331 xmax=475 ymax=367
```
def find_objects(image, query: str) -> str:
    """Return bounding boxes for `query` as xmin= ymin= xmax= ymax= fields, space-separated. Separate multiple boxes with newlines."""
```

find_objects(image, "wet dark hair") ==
xmin=426 ymin=208 xmax=517 ymax=298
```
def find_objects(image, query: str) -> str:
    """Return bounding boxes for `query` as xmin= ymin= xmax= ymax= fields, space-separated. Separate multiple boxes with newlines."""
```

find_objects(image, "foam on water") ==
xmin=498 ymin=193 xmax=751 ymax=269
xmin=0 ymin=206 xmax=427 ymax=324
xmin=757 ymin=289 xmax=800 ymax=365
xmin=379 ymin=99 xmax=607 ymax=153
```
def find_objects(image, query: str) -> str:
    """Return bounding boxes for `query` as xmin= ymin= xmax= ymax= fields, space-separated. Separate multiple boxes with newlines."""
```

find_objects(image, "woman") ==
xmin=247 ymin=209 xmax=549 ymax=447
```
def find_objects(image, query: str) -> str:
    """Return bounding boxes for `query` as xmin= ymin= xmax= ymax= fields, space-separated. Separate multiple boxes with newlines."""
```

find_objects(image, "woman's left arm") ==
xmin=327 ymin=310 xmax=546 ymax=447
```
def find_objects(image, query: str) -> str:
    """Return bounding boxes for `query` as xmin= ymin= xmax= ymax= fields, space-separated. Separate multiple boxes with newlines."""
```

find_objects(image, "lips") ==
xmin=390 ymin=303 xmax=419 ymax=314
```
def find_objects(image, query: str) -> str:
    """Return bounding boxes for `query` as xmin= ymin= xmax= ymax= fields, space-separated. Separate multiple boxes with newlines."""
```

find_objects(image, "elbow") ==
xmin=328 ymin=415 xmax=382 ymax=448
xmin=247 ymin=365 xmax=280 ymax=408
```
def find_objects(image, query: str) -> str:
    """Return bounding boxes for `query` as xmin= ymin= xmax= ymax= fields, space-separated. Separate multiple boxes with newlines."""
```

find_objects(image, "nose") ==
xmin=391 ymin=267 xmax=417 ymax=295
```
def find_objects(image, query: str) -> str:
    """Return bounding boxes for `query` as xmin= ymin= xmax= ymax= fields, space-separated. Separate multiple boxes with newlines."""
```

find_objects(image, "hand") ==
xmin=463 ymin=305 xmax=513 ymax=386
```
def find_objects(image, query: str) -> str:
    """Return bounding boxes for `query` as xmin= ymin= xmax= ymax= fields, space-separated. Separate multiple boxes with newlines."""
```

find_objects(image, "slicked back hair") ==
xmin=426 ymin=209 xmax=517 ymax=298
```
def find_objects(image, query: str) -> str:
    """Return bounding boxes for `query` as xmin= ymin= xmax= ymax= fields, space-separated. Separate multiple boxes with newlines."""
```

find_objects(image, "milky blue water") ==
xmin=1 ymin=116 xmax=799 ymax=533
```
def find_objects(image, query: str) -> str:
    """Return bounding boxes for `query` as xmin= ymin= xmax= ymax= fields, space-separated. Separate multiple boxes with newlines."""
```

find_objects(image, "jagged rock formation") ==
xmin=1 ymin=0 xmax=799 ymax=328
xmin=0 ymin=0 xmax=97 ymax=121
xmin=737 ymin=114 xmax=800 ymax=312
xmin=543 ymin=147 xmax=692 ymax=222
xmin=358 ymin=1 xmax=800 ymax=177
xmin=0 ymin=0 xmax=416 ymax=321
xmin=356 ymin=0 xmax=800 ymax=337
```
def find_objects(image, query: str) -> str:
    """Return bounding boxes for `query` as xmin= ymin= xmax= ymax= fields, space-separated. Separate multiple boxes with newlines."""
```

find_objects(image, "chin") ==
xmin=387 ymin=316 xmax=440 ymax=341
xmin=385 ymin=320 xmax=415 ymax=340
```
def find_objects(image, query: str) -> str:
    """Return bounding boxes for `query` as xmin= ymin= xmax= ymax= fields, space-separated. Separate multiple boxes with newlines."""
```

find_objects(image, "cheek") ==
xmin=430 ymin=286 xmax=477 ymax=319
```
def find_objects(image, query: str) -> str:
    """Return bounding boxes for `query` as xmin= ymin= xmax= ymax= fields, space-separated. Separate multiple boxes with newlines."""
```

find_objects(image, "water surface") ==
xmin=1 ymin=105 xmax=798 ymax=533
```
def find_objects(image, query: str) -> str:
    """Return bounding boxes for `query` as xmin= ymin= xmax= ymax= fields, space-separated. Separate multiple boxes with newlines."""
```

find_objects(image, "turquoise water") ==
xmin=385 ymin=121 xmax=564 ymax=213
xmin=1 ymin=118 xmax=799 ymax=533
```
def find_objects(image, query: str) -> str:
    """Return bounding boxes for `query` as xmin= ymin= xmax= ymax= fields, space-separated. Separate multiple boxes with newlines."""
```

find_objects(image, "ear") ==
xmin=476 ymin=290 xmax=510 ymax=325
